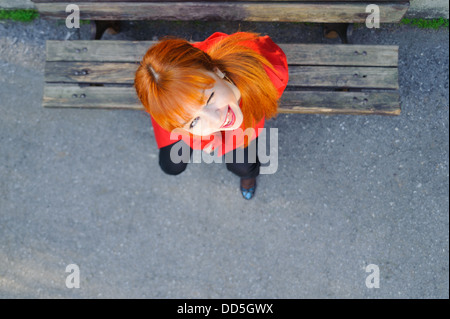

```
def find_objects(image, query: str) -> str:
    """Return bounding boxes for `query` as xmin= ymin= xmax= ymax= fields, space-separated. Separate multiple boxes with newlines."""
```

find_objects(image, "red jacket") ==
xmin=149 ymin=32 xmax=289 ymax=156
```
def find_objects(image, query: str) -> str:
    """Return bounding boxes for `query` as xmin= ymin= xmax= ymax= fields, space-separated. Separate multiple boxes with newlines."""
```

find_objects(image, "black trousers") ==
xmin=159 ymin=137 xmax=260 ymax=179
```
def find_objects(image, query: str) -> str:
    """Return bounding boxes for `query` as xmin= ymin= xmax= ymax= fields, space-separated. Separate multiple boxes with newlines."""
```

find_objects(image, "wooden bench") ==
xmin=43 ymin=40 xmax=401 ymax=115
xmin=32 ymin=0 xmax=410 ymax=42
xmin=35 ymin=0 xmax=407 ymax=115
xmin=33 ymin=0 xmax=409 ymax=23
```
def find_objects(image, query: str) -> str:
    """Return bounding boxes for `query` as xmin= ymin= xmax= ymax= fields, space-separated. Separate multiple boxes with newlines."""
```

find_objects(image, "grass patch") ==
xmin=400 ymin=17 xmax=449 ymax=29
xmin=0 ymin=9 xmax=39 ymax=22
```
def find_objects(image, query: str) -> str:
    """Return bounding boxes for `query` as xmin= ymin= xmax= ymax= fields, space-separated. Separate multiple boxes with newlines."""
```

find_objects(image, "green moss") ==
xmin=0 ymin=9 xmax=88 ymax=25
xmin=0 ymin=9 xmax=39 ymax=22
xmin=400 ymin=17 xmax=449 ymax=29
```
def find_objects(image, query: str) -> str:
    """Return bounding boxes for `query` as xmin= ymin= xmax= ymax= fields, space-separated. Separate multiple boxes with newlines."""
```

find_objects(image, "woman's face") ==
xmin=180 ymin=68 xmax=243 ymax=137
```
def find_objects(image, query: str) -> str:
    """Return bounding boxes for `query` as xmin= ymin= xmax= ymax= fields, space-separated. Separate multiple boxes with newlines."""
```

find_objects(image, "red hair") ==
xmin=134 ymin=32 xmax=280 ymax=148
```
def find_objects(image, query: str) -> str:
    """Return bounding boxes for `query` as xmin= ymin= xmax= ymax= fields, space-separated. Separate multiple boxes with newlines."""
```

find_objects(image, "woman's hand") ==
xmin=202 ymin=131 xmax=223 ymax=154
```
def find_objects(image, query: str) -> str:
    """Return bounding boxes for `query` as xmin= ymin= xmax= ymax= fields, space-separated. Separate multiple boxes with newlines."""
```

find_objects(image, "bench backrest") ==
xmin=32 ymin=0 xmax=410 ymax=23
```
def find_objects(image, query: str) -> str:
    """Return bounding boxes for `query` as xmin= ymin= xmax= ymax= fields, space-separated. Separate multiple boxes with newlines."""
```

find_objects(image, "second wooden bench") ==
xmin=32 ymin=0 xmax=410 ymax=42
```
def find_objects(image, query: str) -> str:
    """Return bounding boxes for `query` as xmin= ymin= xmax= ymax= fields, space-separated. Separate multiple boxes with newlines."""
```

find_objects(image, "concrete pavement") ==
xmin=0 ymin=19 xmax=448 ymax=298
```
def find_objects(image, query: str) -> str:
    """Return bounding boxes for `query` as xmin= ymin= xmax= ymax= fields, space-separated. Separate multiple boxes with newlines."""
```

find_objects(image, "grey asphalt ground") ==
xmin=0 ymin=18 xmax=448 ymax=299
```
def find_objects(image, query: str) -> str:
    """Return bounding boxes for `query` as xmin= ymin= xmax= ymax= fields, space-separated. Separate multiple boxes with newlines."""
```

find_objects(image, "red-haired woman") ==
xmin=135 ymin=32 xmax=289 ymax=200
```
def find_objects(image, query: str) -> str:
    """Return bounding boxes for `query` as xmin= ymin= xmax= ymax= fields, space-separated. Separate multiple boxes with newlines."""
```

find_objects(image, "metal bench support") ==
xmin=323 ymin=23 xmax=354 ymax=44
xmin=90 ymin=20 xmax=121 ymax=40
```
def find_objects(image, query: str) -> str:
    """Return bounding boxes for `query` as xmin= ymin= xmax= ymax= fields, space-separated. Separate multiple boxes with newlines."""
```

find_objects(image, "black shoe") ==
xmin=240 ymin=177 xmax=256 ymax=200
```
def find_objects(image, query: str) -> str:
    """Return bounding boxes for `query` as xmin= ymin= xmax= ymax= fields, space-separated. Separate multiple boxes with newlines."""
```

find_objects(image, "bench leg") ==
xmin=90 ymin=20 xmax=121 ymax=40
xmin=323 ymin=23 xmax=353 ymax=44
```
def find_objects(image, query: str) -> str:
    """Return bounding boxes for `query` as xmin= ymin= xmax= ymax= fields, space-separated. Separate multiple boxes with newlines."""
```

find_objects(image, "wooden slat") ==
xmin=282 ymin=44 xmax=399 ymax=66
xmin=45 ymin=62 xmax=398 ymax=89
xmin=43 ymin=85 xmax=142 ymax=109
xmin=288 ymin=66 xmax=399 ymax=89
xmin=46 ymin=40 xmax=156 ymax=63
xmin=45 ymin=61 xmax=138 ymax=84
xmin=1 ymin=0 xmax=36 ymax=9
xmin=42 ymin=84 xmax=400 ymax=115
xmin=46 ymin=41 xmax=399 ymax=67
xmin=278 ymin=90 xmax=400 ymax=115
xmin=35 ymin=2 xmax=409 ymax=23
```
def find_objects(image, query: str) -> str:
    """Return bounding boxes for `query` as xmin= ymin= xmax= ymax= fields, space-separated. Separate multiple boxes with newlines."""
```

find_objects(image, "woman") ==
xmin=134 ymin=31 xmax=289 ymax=200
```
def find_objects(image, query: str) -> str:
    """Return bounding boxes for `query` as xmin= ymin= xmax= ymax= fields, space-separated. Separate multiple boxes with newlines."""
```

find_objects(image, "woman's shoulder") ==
xmin=194 ymin=32 xmax=285 ymax=61
xmin=191 ymin=32 xmax=228 ymax=50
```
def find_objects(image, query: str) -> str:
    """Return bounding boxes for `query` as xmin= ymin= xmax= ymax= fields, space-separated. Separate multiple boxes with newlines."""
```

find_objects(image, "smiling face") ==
xmin=180 ymin=68 xmax=244 ymax=137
